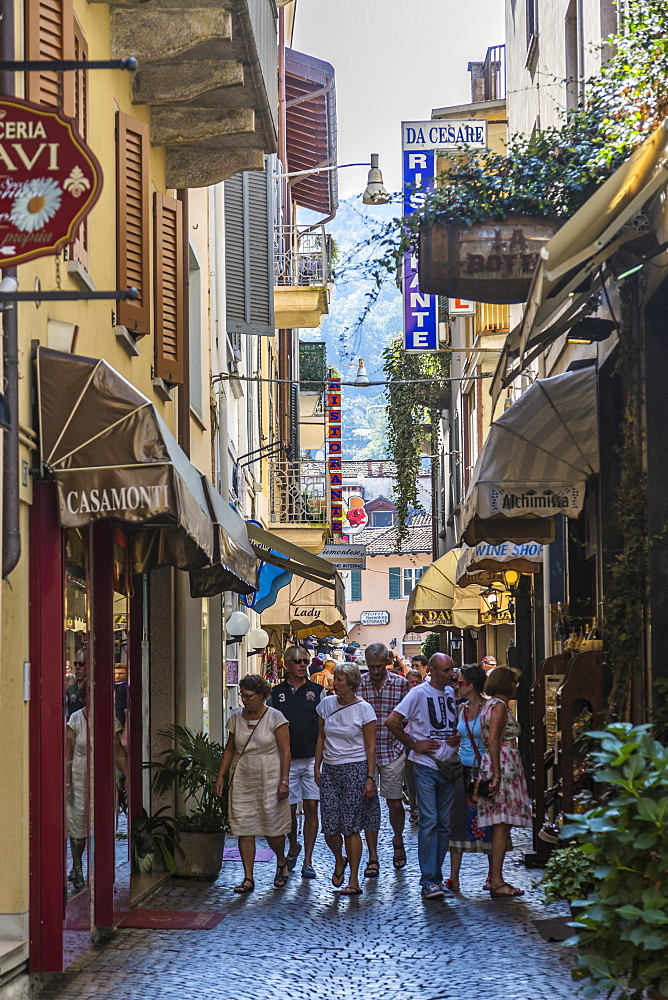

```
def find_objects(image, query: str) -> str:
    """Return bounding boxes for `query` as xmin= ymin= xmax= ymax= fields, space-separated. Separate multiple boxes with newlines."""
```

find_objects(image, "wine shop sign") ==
xmin=0 ymin=97 xmax=102 ymax=267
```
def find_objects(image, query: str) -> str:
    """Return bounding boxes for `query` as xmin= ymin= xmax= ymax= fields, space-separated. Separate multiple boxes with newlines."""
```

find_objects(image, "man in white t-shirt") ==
xmin=385 ymin=653 xmax=460 ymax=899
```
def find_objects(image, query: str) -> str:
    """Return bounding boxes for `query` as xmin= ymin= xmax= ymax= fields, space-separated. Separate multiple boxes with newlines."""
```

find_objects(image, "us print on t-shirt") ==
xmin=428 ymin=690 xmax=457 ymax=739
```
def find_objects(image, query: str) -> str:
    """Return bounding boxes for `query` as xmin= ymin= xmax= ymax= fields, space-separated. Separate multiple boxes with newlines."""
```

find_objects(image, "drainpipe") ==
xmin=1 ymin=0 xmax=21 ymax=579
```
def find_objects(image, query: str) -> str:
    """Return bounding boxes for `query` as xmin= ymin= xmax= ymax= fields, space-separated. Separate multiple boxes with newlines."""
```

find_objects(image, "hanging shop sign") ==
xmin=321 ymin=544 xmax=367 ymax=570
xmin=402 ymin=147 xmax=437 ymax=353
xmin=449 ymin=298 xmax=476 ymax=315
xmin=402 ymin=120 xmax=488 ymax=152
xmin=0 ymin=97 xmax=102 ymax=268
xmin=343 ymin=493 xmax=368 ymax=536
xmin=327 ymin=376 xmax=343 ymax=532
xmin=410 ymin=608 xmax=453 ymax=628
xmin=359 ymin=610 xmax=390 ymax=626
xmin=479 ymin=589 xmax=515 ymax=625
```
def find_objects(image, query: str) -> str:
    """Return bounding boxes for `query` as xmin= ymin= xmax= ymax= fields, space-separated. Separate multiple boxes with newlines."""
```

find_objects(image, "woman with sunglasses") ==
xmin=215 ymin=674 xmax=291 ymax=894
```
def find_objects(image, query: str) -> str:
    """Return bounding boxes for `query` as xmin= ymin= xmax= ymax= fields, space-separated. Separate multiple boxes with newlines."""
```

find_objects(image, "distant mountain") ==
xmin=300 ymin=196 xmax=403 ymax=459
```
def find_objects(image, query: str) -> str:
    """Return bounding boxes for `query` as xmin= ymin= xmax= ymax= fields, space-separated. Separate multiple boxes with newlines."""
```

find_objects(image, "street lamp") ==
xmin=275 ymin=155 xmax=389 ymax=205
xmin=354 ymin=359 xmax=370 ymax=386
xmin=226 ymin=610 xmax=251 ymax=644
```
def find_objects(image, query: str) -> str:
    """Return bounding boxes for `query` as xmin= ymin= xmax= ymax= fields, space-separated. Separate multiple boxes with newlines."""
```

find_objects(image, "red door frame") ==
xmin=29 ymin=482 xmax=66 ymax=972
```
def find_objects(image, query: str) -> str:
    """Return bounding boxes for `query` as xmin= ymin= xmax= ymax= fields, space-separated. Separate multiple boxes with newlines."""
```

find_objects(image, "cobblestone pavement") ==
xmin=38 ymin=820 xmax=577 ymax=1000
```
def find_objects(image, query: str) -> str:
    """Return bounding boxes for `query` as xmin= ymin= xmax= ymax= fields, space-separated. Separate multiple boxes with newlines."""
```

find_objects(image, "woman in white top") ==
xmin=315 ymin=662 xmax=379 ymax=896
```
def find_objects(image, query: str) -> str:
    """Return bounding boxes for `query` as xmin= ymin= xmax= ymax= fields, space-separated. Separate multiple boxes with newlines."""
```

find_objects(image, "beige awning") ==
xmin=405 ymin=549 xmax=482 ymax=633
xmin=37 ymin=347 xmax=219 ymax=575
xmin=260 ymin=573 xmax=347 ymax=639
xmin=491 ymin=118 xmax=668 ymax=405
xmin=456 ymin=541 xmax=543 ymax=587
xmin=460 ymin=367 xmax=598 ymax=546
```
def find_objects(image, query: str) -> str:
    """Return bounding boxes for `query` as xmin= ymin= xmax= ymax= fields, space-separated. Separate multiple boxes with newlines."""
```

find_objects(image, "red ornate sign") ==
xmin=0 ymin=97 xmax=102 ymax=268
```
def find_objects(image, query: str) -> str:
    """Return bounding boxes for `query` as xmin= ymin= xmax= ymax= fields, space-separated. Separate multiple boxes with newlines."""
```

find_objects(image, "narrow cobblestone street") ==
xmin=38 ymin=823 xmax=576 ymax=1000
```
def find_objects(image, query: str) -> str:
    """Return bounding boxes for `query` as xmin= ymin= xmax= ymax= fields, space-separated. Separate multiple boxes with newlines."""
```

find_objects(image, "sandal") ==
xmin=392 ymin=841 xmax=407 ymax=870
xmin=286 ymin=845 xmax=302 ymax=871
xmin=233 ymin=877 xmax=255 ymax=894
xmin=340 ymin=886 xmax=363 ymax=896
xmin=483 ymin=878 xmax=491 ymax=892
xmin=331 ymin=857 xmax=348 ymax=888
xmin=364 ymin=859 xmax=380 ymax=878
xmin=490 ymin=883 xmax=525 ymax=898
xmin=445 ymin=878 xmax=460 ymax=892
xmin=274 ymin=861 xmax=289 ymax=888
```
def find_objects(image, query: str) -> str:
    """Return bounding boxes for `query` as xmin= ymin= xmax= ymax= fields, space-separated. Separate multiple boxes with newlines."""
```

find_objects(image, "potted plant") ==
xmin=560 ymin=723 xmax=668 ymax=1000
xmin=148 ymin=725 xmax=228 ymax=879
xmin=533 ymin=843 xmax=598 ymax=909
xmin=130 ymin=807 xmax=179 ymax=875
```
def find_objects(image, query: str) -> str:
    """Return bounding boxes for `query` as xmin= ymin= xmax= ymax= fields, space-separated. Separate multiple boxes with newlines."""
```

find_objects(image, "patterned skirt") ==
xmin=449 ymin=766 xmax=493 ymax=853
xmin=320 ymin=761 xmax=381 ymax=836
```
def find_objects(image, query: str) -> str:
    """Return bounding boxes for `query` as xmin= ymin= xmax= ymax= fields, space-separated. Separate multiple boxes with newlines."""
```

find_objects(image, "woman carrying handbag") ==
xmin=215 ymin=674 xmax=292 ymax=894
xmin=446 ymin=665 xmax=494 ymax=892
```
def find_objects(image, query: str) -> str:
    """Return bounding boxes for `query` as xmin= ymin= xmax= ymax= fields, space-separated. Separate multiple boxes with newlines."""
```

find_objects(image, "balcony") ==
xmin=274 ymin=225 xmax=333 ymax=328
xmin=101 ymin=0 xmax=278 ymax=188
xmin=268 ymin=458 xmax=330 ymax=552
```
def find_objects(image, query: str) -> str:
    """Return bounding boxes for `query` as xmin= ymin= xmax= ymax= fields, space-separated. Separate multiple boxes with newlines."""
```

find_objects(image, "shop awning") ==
xmin=37 ymin=347 xmax=218 ymax=574
xmin=491 ymin=118 xmax=668 ymax=405
xmin=246 ymin=522 xmax=337 ymax=589
xmin=189 ymin=479 xmax=258 ymax=598
xmin=286 ymin=48 xmax=338 ymax=217
xmin=456 ymin=541 xmax=543 ymax=587
xmin=459 ymin=366 xmax=598 ymax=547
xmin=259 ymin=573 xmax=347 ymax=640
xmin=405 ymin=549 xmax=483 ymax=633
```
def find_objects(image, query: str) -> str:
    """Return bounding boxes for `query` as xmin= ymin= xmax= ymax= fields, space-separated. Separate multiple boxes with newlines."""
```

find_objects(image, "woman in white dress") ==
xmin=215 ymin=674 xmax=291 ymax=894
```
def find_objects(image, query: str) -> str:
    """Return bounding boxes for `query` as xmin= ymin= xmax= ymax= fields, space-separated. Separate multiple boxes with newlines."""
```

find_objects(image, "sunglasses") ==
xmin=288 ymin=658 xmax=309 ymax=665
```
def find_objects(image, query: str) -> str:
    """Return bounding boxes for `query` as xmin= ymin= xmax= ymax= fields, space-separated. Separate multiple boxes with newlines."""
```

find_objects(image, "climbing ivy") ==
xmin=381 ymin=336 xmax=450 ymax=544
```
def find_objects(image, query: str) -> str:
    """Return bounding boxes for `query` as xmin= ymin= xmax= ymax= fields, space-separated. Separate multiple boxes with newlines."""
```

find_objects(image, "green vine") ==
xmin=381 ymin=335 xmax=449 ymax=544
xmin=603 ymin=283 xmax=648 ymax=721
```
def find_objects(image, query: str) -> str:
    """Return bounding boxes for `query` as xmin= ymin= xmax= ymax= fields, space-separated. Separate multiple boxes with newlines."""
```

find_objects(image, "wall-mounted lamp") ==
xmin=226 ymin=611 xmax=251 ymax=644
xmin=450 ymin=635 xmax=462 ymax=651
xmin=246 ymin=627 xmax=269 ymax=656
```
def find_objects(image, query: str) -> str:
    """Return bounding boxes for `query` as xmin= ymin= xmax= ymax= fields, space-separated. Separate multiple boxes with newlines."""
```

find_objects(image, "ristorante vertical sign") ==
xmin=327 ymin=376 xmax=343 ymax=533
xmin=0 ymin=97 xmax=102 ymax=267
xmin=401 ymin=120 xmax=488 ymax=354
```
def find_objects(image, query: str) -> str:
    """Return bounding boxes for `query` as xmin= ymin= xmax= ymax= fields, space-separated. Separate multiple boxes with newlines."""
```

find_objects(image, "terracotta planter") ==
xmin=174 ymin=831 xmax=225 ymax=879
xmin=418 ymin=215 xmax=561 ymax=304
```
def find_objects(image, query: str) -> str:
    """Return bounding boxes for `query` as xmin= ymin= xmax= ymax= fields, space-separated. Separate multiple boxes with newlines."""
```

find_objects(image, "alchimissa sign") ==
xmin=0 ymin=97 xmax=102 ymax=267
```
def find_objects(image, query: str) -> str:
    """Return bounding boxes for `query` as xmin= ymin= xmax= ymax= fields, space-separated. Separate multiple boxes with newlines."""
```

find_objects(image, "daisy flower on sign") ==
xmin=10 ymin=177 xmax=62 ymax=232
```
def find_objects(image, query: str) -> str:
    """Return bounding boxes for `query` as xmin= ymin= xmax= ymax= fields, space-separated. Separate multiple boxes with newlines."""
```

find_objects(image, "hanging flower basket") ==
xmin=418 ymin=215 xmax=561 ymax=304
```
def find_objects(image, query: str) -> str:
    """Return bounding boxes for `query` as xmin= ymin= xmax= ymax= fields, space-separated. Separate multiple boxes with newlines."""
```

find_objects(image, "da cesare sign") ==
xmin=402 ymin=120 xmax=487 ymax=354
xmin=0 ymin=97 xmax=102 ymax=268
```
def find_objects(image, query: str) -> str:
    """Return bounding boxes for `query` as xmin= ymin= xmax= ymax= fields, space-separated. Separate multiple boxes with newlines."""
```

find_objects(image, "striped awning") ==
xmin=458 ymin=366 xmax=599 ymax=546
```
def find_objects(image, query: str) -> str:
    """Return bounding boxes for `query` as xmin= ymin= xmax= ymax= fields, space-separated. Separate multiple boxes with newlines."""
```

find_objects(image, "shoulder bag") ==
xmin=422 ymin=750 xmax=462 ymax=782
xmin=464 ymin=704 xmax=491 ymax=798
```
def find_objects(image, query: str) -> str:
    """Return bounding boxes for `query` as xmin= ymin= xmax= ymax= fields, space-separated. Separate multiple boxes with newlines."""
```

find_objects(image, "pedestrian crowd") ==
xmin=214 ymin=643 xmax=531 ymax=900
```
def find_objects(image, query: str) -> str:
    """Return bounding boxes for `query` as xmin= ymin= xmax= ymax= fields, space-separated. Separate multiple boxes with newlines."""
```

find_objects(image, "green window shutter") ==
xmin=389 ymin=567 xmax=401 ymax=599
xmin=350 ymin=569 xmax=361 ymax=601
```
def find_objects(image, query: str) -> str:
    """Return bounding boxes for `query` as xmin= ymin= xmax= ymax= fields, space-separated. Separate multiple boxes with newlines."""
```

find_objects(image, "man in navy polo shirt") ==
xmin=271 ymin=645 xmax=324 ymax=879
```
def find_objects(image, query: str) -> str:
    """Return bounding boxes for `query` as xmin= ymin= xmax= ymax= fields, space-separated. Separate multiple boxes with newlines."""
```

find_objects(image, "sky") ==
xmin=292 ymin=0 xmax=506 ymax=200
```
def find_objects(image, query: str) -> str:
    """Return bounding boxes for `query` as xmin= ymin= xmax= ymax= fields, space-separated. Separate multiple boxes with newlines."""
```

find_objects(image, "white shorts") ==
xmin=289 ymin=757 xmax=320 ymax=805
xmin=376 ymin=753 xmax=406 ymax=800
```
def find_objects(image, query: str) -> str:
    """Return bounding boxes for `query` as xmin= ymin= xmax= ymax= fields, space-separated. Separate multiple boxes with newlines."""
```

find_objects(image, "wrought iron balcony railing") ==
xmin=274 ymin=224 xmax=333 ymax=287
xmin=269 ymin=459 xmax=329 ymax=526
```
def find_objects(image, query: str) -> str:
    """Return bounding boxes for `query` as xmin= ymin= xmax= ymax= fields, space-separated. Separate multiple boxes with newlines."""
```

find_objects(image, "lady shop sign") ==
xmin=0 ymin=97 xmax=102 ymax=267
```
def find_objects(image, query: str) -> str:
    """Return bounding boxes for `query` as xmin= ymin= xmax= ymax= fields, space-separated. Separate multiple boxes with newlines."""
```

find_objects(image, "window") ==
xmin=70 ymin=18 xmax=88 ymax=267
xmin=389 ymin=567 xmax=424 ymax=599
xmin=116 ymin=113 xmax=150 ymax=336
xmin=25 ymin=0 xmax=74 ymax=111
xmin=370 ymin=511 xmax=394 ymax=528
xmin=154 ymin=193 xmax=184 ymax=383
xmin=224 ymin=161 xmax=274 ymax=336
xmin=344 ymin=569 xmax=362 ymax=602
xmin=526 ymin=0 xmax=537 ymax=43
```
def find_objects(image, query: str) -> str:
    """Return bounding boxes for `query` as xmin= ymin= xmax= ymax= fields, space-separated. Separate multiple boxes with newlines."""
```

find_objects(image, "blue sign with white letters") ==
xmin=403 ymin=149 xmax=437 ymax=353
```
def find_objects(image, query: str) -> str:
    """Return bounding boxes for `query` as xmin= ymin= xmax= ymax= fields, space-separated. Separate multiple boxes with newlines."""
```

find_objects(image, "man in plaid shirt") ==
xmin=358 ymin=642 xmax=409 ymax=877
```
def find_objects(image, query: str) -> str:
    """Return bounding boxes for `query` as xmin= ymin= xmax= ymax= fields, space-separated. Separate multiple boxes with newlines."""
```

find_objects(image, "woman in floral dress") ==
xmin=478 ymin=667 xmax=532 ymax=898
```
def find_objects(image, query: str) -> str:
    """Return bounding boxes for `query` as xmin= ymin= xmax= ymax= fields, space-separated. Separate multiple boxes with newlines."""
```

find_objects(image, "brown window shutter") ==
xmin=70 ymin=18 xmax=89 ymax=267
xmin=25 ymin=0 xmax=74 ymax=113
xmin=154 ymin=193 xmax=184 ymax=385
xmin=116 ymin=112 xmax=150 ymax=335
